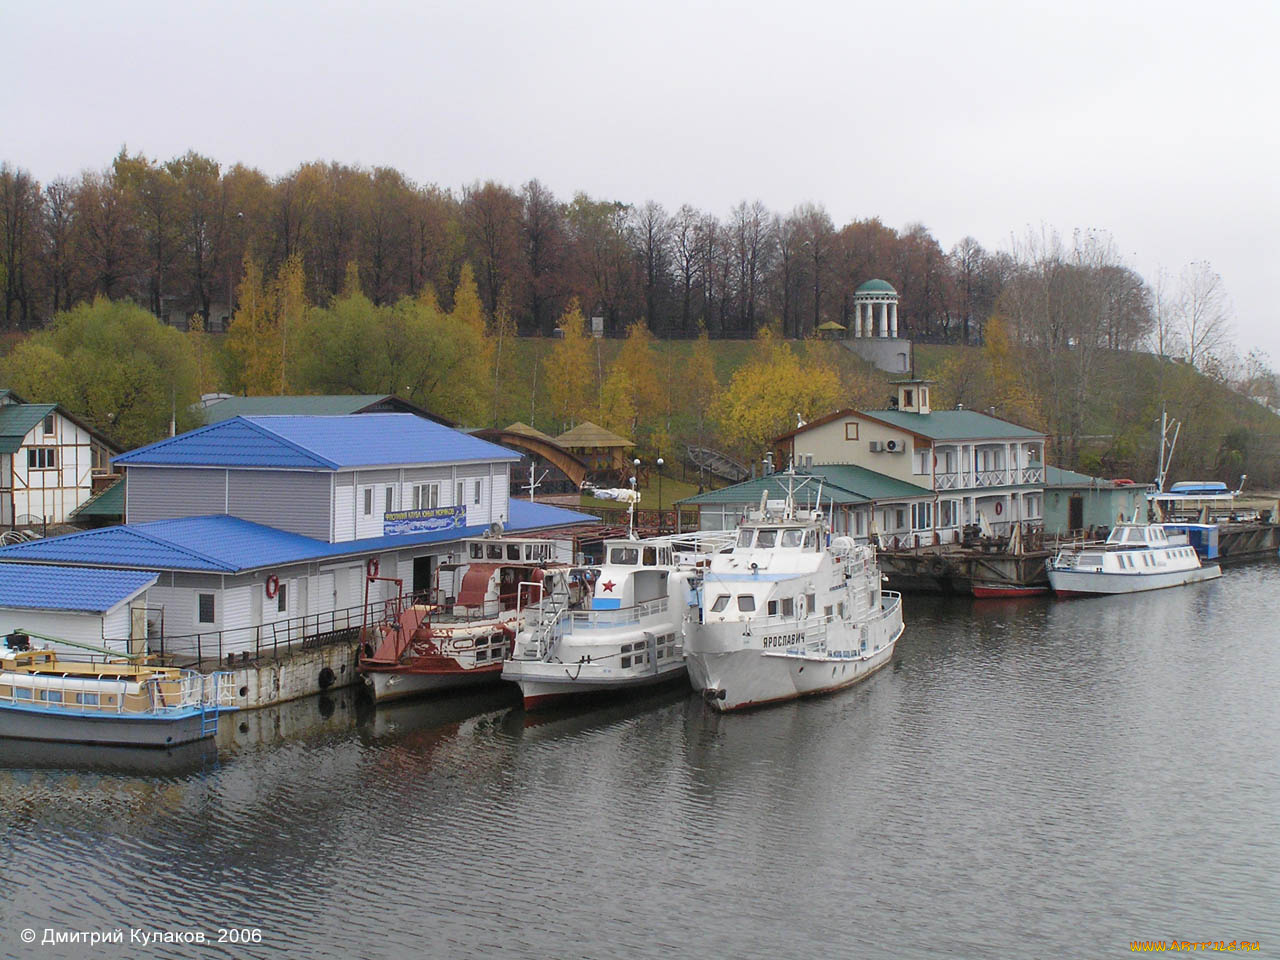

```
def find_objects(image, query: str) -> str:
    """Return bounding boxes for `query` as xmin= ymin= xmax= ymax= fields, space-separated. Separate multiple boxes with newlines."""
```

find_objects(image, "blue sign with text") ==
xmin=383 ymin=505 xmax=466 ymax=536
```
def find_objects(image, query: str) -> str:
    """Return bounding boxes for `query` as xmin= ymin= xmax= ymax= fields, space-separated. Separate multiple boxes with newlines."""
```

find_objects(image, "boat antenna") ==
xmin=1155 ymin=404 xmax=1181 ymax=492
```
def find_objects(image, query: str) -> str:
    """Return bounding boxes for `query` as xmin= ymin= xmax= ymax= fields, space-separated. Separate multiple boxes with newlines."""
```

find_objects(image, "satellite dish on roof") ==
xmin=488 ymin=521 xmax=504 ymax=538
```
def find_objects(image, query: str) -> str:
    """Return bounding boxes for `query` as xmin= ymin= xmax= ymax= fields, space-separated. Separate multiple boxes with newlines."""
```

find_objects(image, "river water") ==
xmin=2 ymin=564 xmax=1278 ymax=959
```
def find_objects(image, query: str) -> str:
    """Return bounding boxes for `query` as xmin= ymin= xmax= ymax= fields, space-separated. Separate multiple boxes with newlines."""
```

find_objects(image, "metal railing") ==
xmin=137 ymin=600 xmax=386 ymax=671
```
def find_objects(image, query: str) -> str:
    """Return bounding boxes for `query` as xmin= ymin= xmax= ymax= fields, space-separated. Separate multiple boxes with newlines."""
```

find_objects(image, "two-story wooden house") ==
xmin=0 ymin=390 xmax=119 ymax=527
xmin=773 ymin=379 xmax=1047 ymax=543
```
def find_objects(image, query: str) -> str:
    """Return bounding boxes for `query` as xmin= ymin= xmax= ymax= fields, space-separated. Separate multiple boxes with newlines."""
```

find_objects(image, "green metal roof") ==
xmin=201 ymin=395 xmax=396 ymax=423
xmin=866 ymin=409 xmax=1045 ymax=441
xmin=804 ymin=464 xmax=934 ymax=500
xmin=678 ymin=465 xmax=933 ymax=508
xmin=1045 ymin=465 xmax=1116 ymax=488
xmin=69 ymin=477 xmax=125 ymax=519
xmin=855 ymin=279 xmax=897 ymax=295
xmin=0 ymin=403 xmax=57 ymax=454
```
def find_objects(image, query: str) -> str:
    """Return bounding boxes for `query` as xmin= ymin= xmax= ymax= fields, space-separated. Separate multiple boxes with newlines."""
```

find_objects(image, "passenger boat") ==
xmin=1045 ymin=522 xmax=1222 ymax=597
xmin=503 ymin=534 xmax=731 ymax=710
xmin=685 ymin=480 xmax=905 ymax=712
xmin=358 ymin=537 xmax=586 ymax=702
xmin=0 ymin=634 xmax=235 ymax=747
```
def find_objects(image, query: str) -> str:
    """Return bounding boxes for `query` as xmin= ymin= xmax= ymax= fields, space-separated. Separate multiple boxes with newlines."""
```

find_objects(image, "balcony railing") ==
xmin=975 ymin=469 xmax=1009 ymax=488
xmin=1021 ymin=466 xmax=1044 ymax=484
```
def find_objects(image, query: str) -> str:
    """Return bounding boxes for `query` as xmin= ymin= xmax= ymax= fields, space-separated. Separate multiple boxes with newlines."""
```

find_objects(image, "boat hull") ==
xmin=972 ymin=583 xmax=1050 ymax=599
xmin=687 ymin=607 xmax=904 ymax=713
xmin=0 ymin=702 xmax=213 ymax=748
xmin=1048 ymin=564 xmax=1222 ymax=597
xmin=504 ymin=659 xmax=687 ymax=710
xmin=363 ymin=662 xmax=505 ymax=702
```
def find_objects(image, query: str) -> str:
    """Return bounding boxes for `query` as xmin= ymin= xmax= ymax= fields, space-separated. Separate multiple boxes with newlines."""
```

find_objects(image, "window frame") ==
xmin=197 ymin=593 xmax=216 ymax=625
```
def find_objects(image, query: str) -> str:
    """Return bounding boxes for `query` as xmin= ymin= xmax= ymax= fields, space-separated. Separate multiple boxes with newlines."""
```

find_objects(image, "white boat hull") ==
xmin=1048 ymin=563 xmax=1221 ymax=596
xmin=503 ymin=658 xmax=687 ymax=710
xmin=687 ymin=606 xmax=903 ymax=712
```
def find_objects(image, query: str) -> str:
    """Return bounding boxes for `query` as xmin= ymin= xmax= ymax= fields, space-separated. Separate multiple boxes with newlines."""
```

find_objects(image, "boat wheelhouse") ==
xmin=0 ymin=635 xmax=234 ymax=747
xmin=1046 ymin=522 xmax=1221 ymax=597
xmin=685 ymin=489 xmax=904 ymax=712
xmin=358 ymin=537 xmax=584 ymax=702
xmin=504 ymin=534 xmax=731 ymax=709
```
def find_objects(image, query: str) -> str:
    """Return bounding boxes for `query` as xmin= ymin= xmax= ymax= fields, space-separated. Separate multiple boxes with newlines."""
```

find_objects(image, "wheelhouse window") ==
xmin=486 ymin=544 xmax=503 ymax=559
xmin=711 ymin=595 xmax=730 ymax=613
xmin=610 ymin=547 xmax=639 ymax=565
xmin=642 ymin=546 xmax=657 ymax=565
xmin=756 ymin=529 xmax=778 ymax=549
xmin=197 ymin=593 xmax=216 ymax=624
xmin=737 ymin=595 xmax=756 ymax=612
xmin=737 ymin=529 xmax=754 ymax=548
xmin=780 ymin=529 xmax=803 ymax=548
xmin=780 ymin=597 xmax=794 ymax=617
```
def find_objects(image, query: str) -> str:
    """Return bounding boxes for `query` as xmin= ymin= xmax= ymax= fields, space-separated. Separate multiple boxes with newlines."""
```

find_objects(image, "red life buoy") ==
xmin=995 ymin=501 xmax=1004 ymax=516
xmin=265 ymin=574 xmax=279 ymax=599
xmin=367 ymin=557 xmax=380 ymax=578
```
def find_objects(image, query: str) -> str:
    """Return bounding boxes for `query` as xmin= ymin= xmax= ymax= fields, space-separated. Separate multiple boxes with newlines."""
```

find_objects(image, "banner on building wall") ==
xmin=384 ymin=505 xmax=466 ymax=536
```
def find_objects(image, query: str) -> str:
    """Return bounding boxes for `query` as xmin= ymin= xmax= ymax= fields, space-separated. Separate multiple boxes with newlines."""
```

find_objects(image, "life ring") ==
xmin=994 ymin=501 xmax=1004 ymax=516
xmin=265 ymin=574 xmax=279 ymax=599
xmin=367 ymin=557 xmax=380 ymax=578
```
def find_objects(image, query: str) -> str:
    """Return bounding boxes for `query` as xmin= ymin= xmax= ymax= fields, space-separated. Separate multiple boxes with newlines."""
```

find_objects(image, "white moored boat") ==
xmin=1045 ymin=521 xmax=1222 ymax=597
xmin=504 ymin=535 xmax=729 ymax=709
xmin=685 ymin=483 xmax=904 ymax=712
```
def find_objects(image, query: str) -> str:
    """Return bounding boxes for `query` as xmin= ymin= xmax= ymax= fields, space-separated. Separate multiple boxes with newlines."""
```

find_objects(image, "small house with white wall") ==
xmin=773 ymin=379 xmax=1047 ymax=543
xmin=0 ymin=390 xmax=119 ymax=527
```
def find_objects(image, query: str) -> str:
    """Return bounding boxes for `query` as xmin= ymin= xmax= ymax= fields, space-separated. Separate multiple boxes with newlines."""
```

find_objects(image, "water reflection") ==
xmin=0 ymin=567 xmax=1277 ymax=960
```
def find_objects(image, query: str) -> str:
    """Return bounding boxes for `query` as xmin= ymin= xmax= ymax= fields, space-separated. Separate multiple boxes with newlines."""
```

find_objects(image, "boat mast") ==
xmin=1154 ymin=405 xmax=1181 ymax=493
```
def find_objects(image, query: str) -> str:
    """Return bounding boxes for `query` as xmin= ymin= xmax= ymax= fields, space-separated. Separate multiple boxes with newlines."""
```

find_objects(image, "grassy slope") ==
xmin=499 ymin=336 xmax=1280 ymax=485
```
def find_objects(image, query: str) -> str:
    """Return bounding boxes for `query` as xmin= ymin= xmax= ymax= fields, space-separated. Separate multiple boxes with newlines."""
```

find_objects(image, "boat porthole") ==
xmin=238 ymin=686 xmax=248 ymax=698
xmin=239 ymin=722 xmax=249 ymax=734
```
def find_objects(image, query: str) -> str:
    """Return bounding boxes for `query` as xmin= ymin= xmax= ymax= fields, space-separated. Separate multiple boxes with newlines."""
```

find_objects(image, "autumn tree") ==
xmin=224 ymin=257 xmax=281 ymax=394
xmin=711 ymin=327 xmax=841 ymax=460
xmin=541 ymin=298 xmax=595 ymax=430
xmin=1177 ymin=261 xmax=1232 ymax=369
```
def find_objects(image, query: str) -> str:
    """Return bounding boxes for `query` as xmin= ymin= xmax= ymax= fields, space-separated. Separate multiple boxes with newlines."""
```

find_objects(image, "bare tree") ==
xmin=1177 ymin=261 xmax=1232 ymax=369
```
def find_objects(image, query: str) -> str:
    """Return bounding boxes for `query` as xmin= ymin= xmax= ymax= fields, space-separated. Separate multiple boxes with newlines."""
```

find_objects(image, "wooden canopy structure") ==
xmin=473 ymin=423 xmax=589 ymax=488
xmin=554 ymin=421 xmax=636 ymax=474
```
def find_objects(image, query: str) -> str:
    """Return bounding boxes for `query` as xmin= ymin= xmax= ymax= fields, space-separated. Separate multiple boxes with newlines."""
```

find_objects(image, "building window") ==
xmin=26 ymin=448 xmax=57 ymax=470
xmin=903 ymin=389 xmax=914 ymax=408
xmin=895 ymin=509 xmax=906 ymax=529
xmin=414 ymin=482 xmax=440 ymax=510
xmin=911 ymin=502 xmax=933 ymax=530
xmin=456 ymin=481 xmax=465 ymax=506
xmin=197 ymin=593 xmax=216 ymax=624
xmin=363 ymin=487 xmax=373 ymax=516
xmin=42 ymin=414 xmax=55 ymax=435
xmin=940 ymin=500 xmax=959 ymax=527
xmin=277 ymin=582 xmax=288 ymax=613
xmin=473 ymin=480 xmax=482 ymax=505
xmin=845 ymin=422 xmax=859 ymax=441
xmin=384 ymin=486 xmax=395 ymax=513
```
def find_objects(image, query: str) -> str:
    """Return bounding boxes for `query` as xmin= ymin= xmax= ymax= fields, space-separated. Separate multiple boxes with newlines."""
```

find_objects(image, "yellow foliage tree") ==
xmin=272 ymin=255 xmax=307 ymax=394
xmin=711 ymin=326 xmax=842 ymax=460
xmin=542 ymin=299 xmax=595 ymax=430
xmin=225 ymin=257 xmax=282 ymax=394
xmin=935 ymin=314 xmax=1043 ymax=429
xmin=490 ymin=299 xmax=517 ymax=426
xmin=451 ymin=263 xmax=486 ymax=333
xmin=597 ymin=365 xmax=637 ymax=437
xmin=596 ymin=320 xmax=664 ymax=449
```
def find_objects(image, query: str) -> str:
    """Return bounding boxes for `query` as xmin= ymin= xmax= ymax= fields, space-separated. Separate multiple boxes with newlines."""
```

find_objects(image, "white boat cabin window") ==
xmin=711 ymin=594 xmax=730 ymax=613
xmin=737 ymin=595 xmax=756 ymax=612
xmin=507 ymin=544 xmax=521 ymax=560
xmin=756 ymin=529 xmax=778 ymax=549
xmin=805 ymin=593 xmax=816 ymax=614
xmin=780 ymin=597 xmax=794 ymax=617
xmin=768 ymin=600 xmax=778 ymax=615
xmin=803 ymin=530 xmax=818 ymax=550
xmin=39 ymin=689 xmax=64 ymax=703
xmin=76 ymin=692 xmax=99 ymax=706
xmin=737 ymin=529 xmax=754 ymax=548
xmin=486 ymin=544 xmax=503 ymax=559
xmin=643 ymin=546 xmax=657 ymax=565
xmin=13 ymin=687 xmax=31 ymax=700
xmin=610 ymin=546 xmax=640 ymax=565
xmin=780 ymin=529 xmax=803 ymax=549
xmin=469 ymin=543 xmax=483 ymax=559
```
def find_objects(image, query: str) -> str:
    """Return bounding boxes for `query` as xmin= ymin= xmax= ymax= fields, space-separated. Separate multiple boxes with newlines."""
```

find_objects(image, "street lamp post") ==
xmin=657 ymin=457 xmax=665 ymax=532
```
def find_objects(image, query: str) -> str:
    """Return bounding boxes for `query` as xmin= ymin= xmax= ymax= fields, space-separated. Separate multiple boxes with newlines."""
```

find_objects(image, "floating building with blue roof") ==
xmin=0 ymin=413 xmax=598 ymax=694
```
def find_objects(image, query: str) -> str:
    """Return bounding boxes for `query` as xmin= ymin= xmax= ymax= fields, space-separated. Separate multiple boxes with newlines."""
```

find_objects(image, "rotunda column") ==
xmin=891 ymin=302 xmax=898 ymax=338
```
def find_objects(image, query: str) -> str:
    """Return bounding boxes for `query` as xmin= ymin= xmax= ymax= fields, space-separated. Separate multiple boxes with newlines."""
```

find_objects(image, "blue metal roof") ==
xmin=113 ymin=414 xmax=521 ymax=470
xmin=0 ymin=564 xmax=157 ymax=614
xmin=0 ymin=501 xmax=596 ymax=575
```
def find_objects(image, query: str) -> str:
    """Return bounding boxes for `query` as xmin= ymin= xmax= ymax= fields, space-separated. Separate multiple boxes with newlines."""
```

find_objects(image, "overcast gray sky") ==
xmin=5 ymin=0 xmax=1278 ymax=361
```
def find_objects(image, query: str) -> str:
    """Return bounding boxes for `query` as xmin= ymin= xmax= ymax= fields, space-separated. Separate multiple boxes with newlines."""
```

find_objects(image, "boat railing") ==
xmin=0 ymin=666 xmax=235 ymax=716
xmin=565 ymin=597 xmax=669 ymax=630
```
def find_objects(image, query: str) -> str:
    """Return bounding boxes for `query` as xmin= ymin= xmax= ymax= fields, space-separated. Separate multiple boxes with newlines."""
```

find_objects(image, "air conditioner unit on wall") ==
xmin=869 ymin=441 xmax=884 ymax=452
xmin=885 ymin=439 xmax=901 ymax=453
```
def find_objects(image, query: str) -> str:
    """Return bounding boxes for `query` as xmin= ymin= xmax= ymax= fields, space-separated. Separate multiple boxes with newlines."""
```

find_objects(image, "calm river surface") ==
xmin=2 ymin=564 xmax=1278 ymax=959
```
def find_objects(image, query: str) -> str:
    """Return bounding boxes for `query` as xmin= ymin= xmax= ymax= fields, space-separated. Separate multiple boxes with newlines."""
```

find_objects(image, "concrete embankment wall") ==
xmin=227 ymin=642 xmax=363 ymax=710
